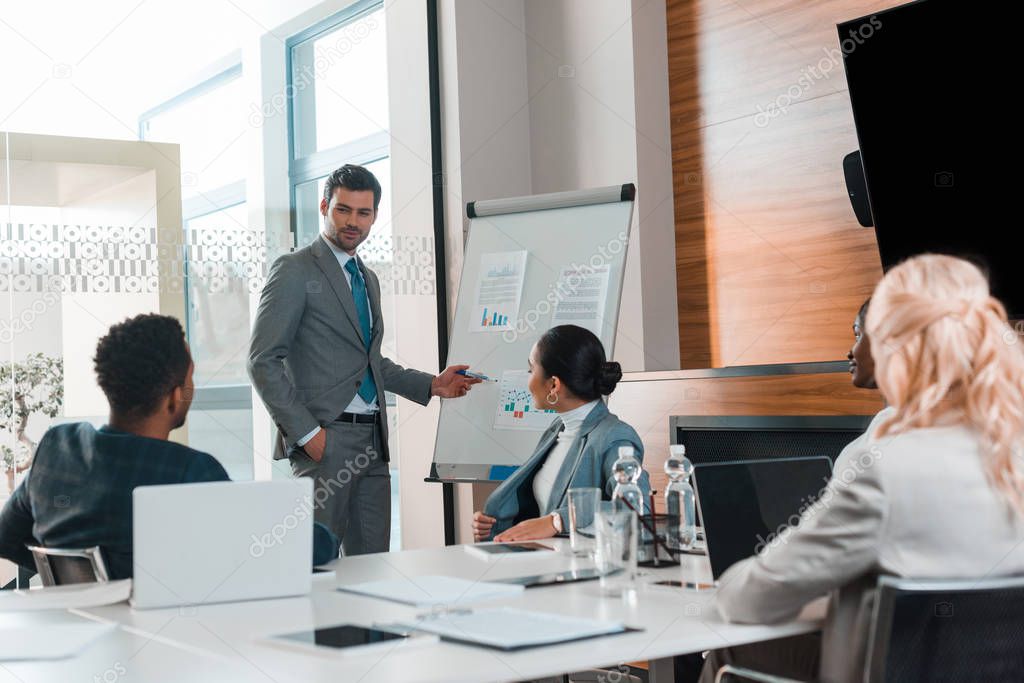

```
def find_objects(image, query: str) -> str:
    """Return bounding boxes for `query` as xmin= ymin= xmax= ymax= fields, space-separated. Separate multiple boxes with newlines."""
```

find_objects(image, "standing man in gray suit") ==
xmin=248 ymin=164 xmax=480 ymax=556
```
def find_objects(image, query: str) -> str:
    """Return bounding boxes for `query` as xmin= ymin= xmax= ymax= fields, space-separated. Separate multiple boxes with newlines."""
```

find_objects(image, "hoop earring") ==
xmin=546 ymin=391 xmax=558 ymax=405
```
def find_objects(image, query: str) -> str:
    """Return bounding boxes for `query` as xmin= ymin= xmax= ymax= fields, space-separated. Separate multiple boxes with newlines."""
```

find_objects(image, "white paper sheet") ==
xmin=0 ymin=623 xmax=116 ymax=660
xmin=469 ymin=251 xmax=528 ymax=332
xmin=396 ymin=607 xmax=626 ymax=650
xmin=0 ymin=579 xmax=132 ymax=612
xmin=550 ymin=265 xmax=611 ymax=336
xmin=493 ymin=370 xmax=558 ymax=431
xmin=336 ymin=575 xmax=525 ymax=607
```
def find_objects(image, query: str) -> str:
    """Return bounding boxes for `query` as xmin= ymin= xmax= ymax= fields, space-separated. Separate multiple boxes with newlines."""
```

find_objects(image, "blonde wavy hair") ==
xmin=866 ymin=254 xmax=1024 ymax=512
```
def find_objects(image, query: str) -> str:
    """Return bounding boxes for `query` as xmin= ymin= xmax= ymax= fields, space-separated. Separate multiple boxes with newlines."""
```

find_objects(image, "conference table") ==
xmin=1 ymin=539 xmax=824 ymax=682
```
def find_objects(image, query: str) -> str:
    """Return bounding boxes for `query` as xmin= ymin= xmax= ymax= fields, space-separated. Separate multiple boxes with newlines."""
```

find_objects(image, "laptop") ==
xmin=693 ymin=456 xmax=833 ymax=582
xmin=132 ymin=480 xmax=313 ymax=609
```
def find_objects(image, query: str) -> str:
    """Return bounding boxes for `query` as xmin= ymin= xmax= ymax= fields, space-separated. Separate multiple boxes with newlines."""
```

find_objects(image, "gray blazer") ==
xmin=247 ymin=236 xmax=434 ymax=461
xmin=482 ymin=401 xmax=648 ymax=539
xmin=715 ymin=409 xmax=1024 ymax=683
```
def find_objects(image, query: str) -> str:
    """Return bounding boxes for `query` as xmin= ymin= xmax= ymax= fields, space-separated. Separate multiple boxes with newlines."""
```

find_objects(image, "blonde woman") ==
xmin=702 ymin=254 xmax=1024 ymax=683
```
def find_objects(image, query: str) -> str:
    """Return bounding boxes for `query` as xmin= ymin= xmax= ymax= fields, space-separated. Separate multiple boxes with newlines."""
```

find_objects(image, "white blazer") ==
xmin=715 ymin=409 xmax=1024 ymax=683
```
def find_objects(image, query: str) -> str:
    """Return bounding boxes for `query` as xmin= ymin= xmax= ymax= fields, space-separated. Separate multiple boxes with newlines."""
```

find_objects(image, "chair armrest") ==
xmin=715 ymin=665 xmax=808 ymax=683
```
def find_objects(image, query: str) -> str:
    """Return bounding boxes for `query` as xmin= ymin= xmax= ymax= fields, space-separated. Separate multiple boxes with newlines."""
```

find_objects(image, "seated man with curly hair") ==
xmin=0 ymin=314 xmax=338 ymax=580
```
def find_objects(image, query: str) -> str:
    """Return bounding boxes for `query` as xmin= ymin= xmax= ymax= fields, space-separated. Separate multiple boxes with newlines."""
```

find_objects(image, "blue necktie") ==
xmin=344 ymin=258 xmax=377 ymax=404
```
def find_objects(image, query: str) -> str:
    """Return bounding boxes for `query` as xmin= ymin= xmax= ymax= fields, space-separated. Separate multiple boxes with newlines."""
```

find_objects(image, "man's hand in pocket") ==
xmin=302 ymin=429 xmax=327 ymax=462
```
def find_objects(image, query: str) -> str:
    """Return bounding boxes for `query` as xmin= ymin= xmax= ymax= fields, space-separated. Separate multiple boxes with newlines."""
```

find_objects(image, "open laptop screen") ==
xmin=694 ymin=456 xmax=833 ymax=580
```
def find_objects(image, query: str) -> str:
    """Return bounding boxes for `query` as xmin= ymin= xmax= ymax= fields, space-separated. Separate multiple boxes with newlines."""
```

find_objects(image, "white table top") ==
xmin=3 ymin=540 xmax=824 ymax=683
xmin=0 ymin=611 xmax=251 ymax=683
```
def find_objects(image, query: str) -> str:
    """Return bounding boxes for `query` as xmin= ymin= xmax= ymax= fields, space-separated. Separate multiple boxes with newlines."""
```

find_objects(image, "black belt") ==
xmin=336 ymin=411 xmax=380 ymax=424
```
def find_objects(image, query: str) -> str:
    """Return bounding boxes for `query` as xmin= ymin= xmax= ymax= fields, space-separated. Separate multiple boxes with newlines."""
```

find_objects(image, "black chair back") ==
xmin=868 ymin=575 xmax=1024 ymax=682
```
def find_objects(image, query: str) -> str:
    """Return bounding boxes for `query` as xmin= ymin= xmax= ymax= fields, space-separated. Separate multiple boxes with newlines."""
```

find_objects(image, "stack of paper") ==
xmin=337 ymin=575 xmax=524 ymax=607
xmin=395 ymin=607 xmax=629 ymax=650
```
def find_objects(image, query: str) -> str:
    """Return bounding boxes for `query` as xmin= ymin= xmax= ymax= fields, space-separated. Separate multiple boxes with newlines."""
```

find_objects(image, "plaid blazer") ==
xmin=0 ymin=423 xmax=231 ymax=580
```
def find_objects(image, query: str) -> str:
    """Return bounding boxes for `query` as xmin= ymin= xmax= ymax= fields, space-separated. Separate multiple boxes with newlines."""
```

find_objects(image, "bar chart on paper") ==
xmin=494 ymin=370 xmax=558 ymax=431
xmin=470 ymin=251 xmax=527 ymax=333
xmin=479 ymin=308 xmax=509 ymax=327
xmin=432 ymin=182 xmax=635 ymax=479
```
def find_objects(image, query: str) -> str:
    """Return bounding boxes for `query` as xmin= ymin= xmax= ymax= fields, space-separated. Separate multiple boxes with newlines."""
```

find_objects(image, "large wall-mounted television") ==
xmin=839 ymin=0 xmax=1018 ymax=317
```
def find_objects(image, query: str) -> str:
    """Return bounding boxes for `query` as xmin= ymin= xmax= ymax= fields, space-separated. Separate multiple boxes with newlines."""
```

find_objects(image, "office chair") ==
xmin=27 ymin=545 xmax=110 ymax=586
xmin=716 ymin=574 xmax=1024 ymax=683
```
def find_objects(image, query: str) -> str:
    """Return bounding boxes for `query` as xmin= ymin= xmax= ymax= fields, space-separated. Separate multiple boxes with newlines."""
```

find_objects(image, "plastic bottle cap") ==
xmin=669 ymin=444 xmax=686 ymax=456
xmin=618 ymin=445 xmax=635 ymax=457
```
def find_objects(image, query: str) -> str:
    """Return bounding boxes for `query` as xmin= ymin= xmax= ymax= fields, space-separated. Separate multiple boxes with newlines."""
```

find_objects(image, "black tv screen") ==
xmin=839 ymin=0 xmax=1019 ymax=317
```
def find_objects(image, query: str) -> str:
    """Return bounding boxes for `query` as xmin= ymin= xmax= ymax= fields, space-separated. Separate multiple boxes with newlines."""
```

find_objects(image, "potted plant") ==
xmin=1 ymin=354 xmax=63 ymax=494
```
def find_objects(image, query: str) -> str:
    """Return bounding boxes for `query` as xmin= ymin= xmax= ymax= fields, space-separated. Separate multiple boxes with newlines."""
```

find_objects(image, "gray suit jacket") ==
xmin=247 ymin=236 xmax=434 ymax=461
xmin=715 ymin=409 xmax=1024 ymax=683
xmin=482 ymin=401 xmax=648 ymax=539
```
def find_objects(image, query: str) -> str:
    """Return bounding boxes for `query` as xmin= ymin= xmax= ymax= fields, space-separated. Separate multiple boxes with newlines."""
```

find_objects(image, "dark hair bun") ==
xmin=535 ymin=325 xmax=615 ymax=401
xmin=596 ymin=361 xmax=622 ymax=396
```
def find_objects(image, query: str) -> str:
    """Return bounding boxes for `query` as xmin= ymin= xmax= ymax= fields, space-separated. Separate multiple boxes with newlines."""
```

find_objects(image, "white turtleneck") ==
xmin=532 ymin=400 xmax=600 ymax=512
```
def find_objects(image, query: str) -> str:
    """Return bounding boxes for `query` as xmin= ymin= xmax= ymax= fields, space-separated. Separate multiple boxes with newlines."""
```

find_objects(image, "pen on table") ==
xmin=456 ymin=369 xmax=498 ymax=382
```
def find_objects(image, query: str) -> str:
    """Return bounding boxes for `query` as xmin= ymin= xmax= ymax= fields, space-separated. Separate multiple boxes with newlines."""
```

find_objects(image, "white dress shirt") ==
xmin=531 ymin=400 xmax=599 ymax=512
xmin=296 ymin=235 xmax=378 ymax=447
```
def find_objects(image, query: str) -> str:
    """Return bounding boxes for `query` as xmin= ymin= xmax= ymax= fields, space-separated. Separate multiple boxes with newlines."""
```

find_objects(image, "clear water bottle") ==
xmin=664 ymin=445 xmax=696 ymax=550
xmin=612 ymin=445 xmax=645 ymax=515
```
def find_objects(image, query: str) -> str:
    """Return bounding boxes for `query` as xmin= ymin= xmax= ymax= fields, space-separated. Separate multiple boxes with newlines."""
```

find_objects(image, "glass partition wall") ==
xmin=0 ymin=131 xmax=186 ymax=587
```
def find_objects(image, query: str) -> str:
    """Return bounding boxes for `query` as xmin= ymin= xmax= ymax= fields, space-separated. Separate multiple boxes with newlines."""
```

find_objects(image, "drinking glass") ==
xmin=593 ymin=502 xmax=638 ymax=596
xmin=567 ymin=487 xmax=601 ymax=557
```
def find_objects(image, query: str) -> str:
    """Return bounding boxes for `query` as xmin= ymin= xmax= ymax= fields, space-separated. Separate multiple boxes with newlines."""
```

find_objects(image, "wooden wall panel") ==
xmin=608 ymin=368 xmax=883 ymax=509
xmin=668 ymin=0 xmax=906 ymax=368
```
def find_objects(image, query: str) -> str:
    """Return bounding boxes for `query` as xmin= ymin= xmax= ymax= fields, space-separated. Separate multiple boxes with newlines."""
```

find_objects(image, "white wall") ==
xmin=524 ymin=0 xmax=646 ymax=372
xmin=524 ymin=1 xmax=638 ymax=195
xmin=451 ymin=0 xmax=533 ymax=208
xmin=383 ymin=0 xmax=448 ymax=551
xmin=440 ymin=0 xmax=532 ymax=293
xmin=629 ymin=0 xmax=681 ymax=371
xmin=439 ymin=0 xmax=679 ymax=374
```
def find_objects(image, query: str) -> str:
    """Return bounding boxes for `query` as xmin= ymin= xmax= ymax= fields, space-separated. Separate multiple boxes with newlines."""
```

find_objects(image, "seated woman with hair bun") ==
xmin=472 ymin=324 xmax=648 ymax=543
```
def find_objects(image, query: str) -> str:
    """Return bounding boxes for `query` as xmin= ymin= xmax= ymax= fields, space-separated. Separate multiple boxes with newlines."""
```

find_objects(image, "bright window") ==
xmin=290 ymin=4 xmax=388 ymax=158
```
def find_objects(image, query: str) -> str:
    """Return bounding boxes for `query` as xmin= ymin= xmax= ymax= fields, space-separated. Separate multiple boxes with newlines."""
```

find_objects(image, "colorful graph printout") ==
xmin=493 ymin=370 xmax=559 ymax=431
xmin=469 ymin=251 xmax=528 ymax=333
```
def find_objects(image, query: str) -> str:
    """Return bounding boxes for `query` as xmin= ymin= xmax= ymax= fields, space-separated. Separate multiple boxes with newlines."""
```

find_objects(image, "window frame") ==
xmin=138 ymin=62 xmax=247 ymax=222
xmin=138 ymin=61 xmax=250 ymax=408
xmin=285 ymin=0 xmax=389 ymax=245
